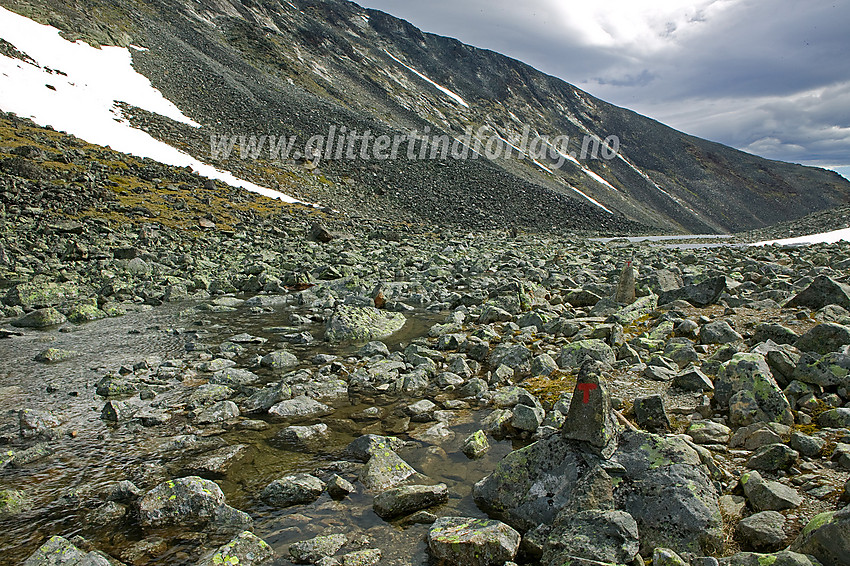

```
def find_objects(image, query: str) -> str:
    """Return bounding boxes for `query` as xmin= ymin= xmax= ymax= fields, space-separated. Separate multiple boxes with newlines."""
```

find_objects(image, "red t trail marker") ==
xmin=577 ymin=383 xmax=598 ymax=403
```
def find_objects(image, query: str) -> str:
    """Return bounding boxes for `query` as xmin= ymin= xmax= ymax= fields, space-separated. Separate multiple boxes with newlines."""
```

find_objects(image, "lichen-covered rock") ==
xmin=196 ymin=531 xmax=274 ymax=566
xmin=715 ymin=353 xmax=793 ymax=427
xmin=721 ymin=551 xmax=823 ymax=566
xmin=542 ymin=509 xmax=639 ymax=566
xmin=0 ymin=488 xmax=31 ymax=518
xmin=268 ymin=395 xmax=332 ymax=420
xmin=613 ymin=431 xmax=723 ymax=556
xmin=557 ymin=339 xmax=615 ymax=369
xmin=427 ymin=517 xmax=520 ymax=566
xmin=11 ymin=307 xmax=67 ymax=328
xmin=700 ymin=320 xmax=743 ymax=344
xmin=793 ymin=352 xmax=850 ymax=388
xmin=462 ymin=430 xmax=490 ymax=459
xmin=658 ymin=276 xmax=726 ymax=307
xmin=138 ymin=476 xmax=251 ymax=532
xmin=795 ymin=323 xmax=850 ymax=355
xmin=261 ymin=474 xmax=325 ymax=507
xmin=489 ymin=344 xmax=532 ymax=375
xmin=261 ymin=350 xmax=299 ymax=370
xmin=741 ymin=471 xmax=802 ymax=511
xmin=373 ymin=483 xmax=448 ymax=519
xmin=359 ymin=449 xmax=419 ymax=491
xmin=736 ymin=510 xmax=787 ymax=552
xmin=790 ymin=505 xmax=850 ymax=566
xmin=289 ymin=533 xmax=347 ymax=564
xmin=473 ymin=433 xmax=584 ymax=532
xmin=746 ymin=444 xmax=798 ymax=472
xmin=786 ymin=275 xmax=850 ymax=311
xmin=6 ymin=281 xmax=79 ymax=309
xmin=21 ymin=535 xmax=113 ymax=566
xmin=817 ymin=407 xmax=850 ymax=428
xmin=325 ymin=305 xmax=406 ymax=343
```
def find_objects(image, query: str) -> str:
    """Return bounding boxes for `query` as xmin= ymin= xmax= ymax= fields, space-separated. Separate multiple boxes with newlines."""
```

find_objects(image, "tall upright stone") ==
xmin=562 ymin=360 xmax=620 ymax=458
xmin=615 ymin=261 xmax=636 ymax=305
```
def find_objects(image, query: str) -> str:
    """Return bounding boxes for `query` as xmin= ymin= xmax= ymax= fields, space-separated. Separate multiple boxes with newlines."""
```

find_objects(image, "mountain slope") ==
xmin=2 ymin=0 xmax=848 ymax=233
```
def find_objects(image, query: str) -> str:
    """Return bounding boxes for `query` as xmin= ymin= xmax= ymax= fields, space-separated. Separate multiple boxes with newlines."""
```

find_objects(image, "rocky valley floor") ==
xmin=2 ymin=115 xmax=850 ymax=566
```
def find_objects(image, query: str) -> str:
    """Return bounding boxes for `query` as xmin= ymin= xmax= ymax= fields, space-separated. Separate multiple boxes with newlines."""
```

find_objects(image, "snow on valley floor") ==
xmin=0 ymin=6 xmax=301 ymax=204
xmin=752 ymin=226 xmax=850 ymax=246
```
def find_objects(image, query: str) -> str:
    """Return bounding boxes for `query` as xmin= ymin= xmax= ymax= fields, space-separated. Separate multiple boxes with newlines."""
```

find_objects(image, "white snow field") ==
xmin=753 ymin=226 xmax=850 ymax=246
xmin=0 ymin=6 xmax=302 ymax=204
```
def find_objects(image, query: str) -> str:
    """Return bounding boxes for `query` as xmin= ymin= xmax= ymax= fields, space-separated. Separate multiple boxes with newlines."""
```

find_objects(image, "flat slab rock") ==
xmin=427 ymin=517 xmax=520 ymax=566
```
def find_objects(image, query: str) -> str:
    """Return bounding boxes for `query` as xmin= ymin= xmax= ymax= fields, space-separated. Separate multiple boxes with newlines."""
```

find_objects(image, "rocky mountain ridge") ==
xmin=1 ymin=0 xmax=848 ymax=233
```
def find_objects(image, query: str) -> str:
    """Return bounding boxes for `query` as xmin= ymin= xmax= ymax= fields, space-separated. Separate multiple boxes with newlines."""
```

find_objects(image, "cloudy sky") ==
xmin=358 ymin=0 xmax=850 ymax=180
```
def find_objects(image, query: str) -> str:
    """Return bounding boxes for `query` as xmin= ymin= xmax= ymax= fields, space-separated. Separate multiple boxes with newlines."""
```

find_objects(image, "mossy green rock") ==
xmin=289 ymin=533 xmax=346 ymax=564
xmin=558 ymin=339 xmax=615 ymax=368
xmin=11 ymin=307 xmax=67 ymax=328
xmin=720 ymin=550 xmax=824 ymax=566
xmin=817 ymin=407 xmax=850 ymax=428
xmin=34 ymin=348 xmax=77 ymax=363
xmin=325 ymin=305 xmax=406 ymax=343
xmin=197 ymin=531 xmax=274 ymax=566
xmin=65 ymin=301 xmax=106 ymax=323
xmin=790 ymin=505 xmax=850 ymax=566
xmin=716 ymin=353 xmax=793 ymax=427
xmin=0 ymin=489 xmax=31 ymax=518
xmin=5 ymin=281 xmax=78 ymax=309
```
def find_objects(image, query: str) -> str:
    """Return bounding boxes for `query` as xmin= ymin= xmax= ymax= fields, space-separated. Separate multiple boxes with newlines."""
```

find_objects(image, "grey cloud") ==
xmin=358 ymin=0 xmax=850 ymax=170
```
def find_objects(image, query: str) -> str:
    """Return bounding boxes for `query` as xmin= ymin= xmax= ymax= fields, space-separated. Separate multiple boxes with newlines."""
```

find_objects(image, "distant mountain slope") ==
xmin=1 ymin=0 xmax=848 ymax=234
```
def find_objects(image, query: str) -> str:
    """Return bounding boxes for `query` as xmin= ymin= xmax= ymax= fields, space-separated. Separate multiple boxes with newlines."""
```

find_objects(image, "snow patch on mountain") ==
xmin=383 ymin=49 xmax=469 ymax=108
xmin=0 ymin=6 xmax=301 ymax=204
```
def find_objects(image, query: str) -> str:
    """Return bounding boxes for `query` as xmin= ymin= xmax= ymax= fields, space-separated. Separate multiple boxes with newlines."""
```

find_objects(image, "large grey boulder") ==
xmin=427 ymin=517 xmax=520 ymax=566
xmin=701 ymin=320 xmax=743 ymax=344
xmin=658 ymin=276 xmax=726 ymax=307
xmin=261 ymin=474 xmax=325 ymax=507
xmin=359 ymin=449 xmax=420 ymax=491
xmin=138 ymin=476 xmax=251 ymax=531
xmin=793 ymin=352 xmax=850 ymax=388
xmin=473 ymin=433 xmax=584 ymax=531
xmin=6 ymin=281 xmax=79 ymax=309
xmin=720 ymin=551 xmax=823 ymax=566
xmin=268 ymin=396 xmax=332 ymax=420
xmin=558 ymin=339 xmax=615 ymax=369
xmin=372 ymin=483 xmax=448 ymax=519
xmin=12 ymin=307 xmax=67 ymax=328
xmin=736 ymin=510 xmax=787 ymax=552
xmin=22 ymin=536 xmax=113 ymax=566
xmin=613 ymin=431 xmax=723 ymax=556
xmin=542 ymin=509 xmax=639 ymax=566
xmin=790 ymin=505 xmax=850 ymax=566
xmin=795 ymin=323 xmax=850 ymax=355
xmin=488 ymin=344 xmax=532 ymax=374
xmin=741 ymin=471 xmax=802 ymax=511
xmin=785 ymin=275 xmax=850 ymax=310
xmin=715 ymin=353 xmax=793 ymax=427
xmin=817 ymin=408 xmax=850 ymax=428
xmin=289 ymin=533 xmax=347 ymax=564
xmin=325 ymin=305 xmax=406 ymax=343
